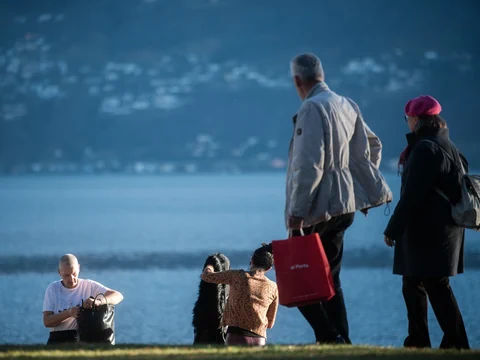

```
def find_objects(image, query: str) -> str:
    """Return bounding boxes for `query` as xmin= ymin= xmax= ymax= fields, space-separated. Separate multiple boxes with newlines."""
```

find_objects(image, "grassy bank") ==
xmin=0 ymin=345 xmax=478 ymax=360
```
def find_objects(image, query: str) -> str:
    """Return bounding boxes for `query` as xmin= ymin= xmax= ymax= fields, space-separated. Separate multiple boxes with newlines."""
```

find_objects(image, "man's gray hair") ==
xmin=59 ymin=254 xmax=79 ymax=269
xmin=290 ymin=53 xmax=325 ymax=81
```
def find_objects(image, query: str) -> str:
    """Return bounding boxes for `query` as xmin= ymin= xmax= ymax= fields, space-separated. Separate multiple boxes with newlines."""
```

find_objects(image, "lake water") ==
xmin=0 ymin=174 xmax=479 ymax=347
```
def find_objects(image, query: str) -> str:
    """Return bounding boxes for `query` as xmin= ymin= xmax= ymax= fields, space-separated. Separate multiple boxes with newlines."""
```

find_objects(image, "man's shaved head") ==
xmin=59 ymin=254 xmax=79 ymax=269
xmin=58 ymin=254 xmax=80 ymax=288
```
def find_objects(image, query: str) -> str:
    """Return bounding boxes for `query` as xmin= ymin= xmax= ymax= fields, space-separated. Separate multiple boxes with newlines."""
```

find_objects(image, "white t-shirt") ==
xmin=43 ymin=278 xmax=110 ymax=331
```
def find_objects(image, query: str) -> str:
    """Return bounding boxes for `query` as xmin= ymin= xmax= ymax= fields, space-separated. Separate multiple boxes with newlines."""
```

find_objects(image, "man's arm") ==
xmin=364 ymin=122 xmax=382 ymax=169
xmin=288 ymin=102 xmax=325 ymax=221
xmin=42 ymin=308 xmax=79 ymax=328
xmin=83 ymin=285 xmax=124 ymax=308
xmin=42 ymin=284 xmax=78 ymax=328
xmin=104 ymin=289 xmax=123 ymax=305
xmin=348 ymin=97 xmax=382 ymax=169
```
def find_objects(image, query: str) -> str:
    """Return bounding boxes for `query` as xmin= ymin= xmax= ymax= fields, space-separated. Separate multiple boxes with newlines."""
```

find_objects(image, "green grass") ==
xmin=0 ymin=345 xmax=478 ymax=360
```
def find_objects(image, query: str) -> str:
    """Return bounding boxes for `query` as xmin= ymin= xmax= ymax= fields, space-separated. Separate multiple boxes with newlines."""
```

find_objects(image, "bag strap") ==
xmin=420 ymin=139 xmax=460 ymax=204
xmin=287 ymin=228 xmax=305 ymax=238
xmin=92 ymin=293 xmax=109 ymax=310
xmin=433 ymin=187 xmax=451 ymax=203
xmin=420 ymin=139 xmax=466 ymax=175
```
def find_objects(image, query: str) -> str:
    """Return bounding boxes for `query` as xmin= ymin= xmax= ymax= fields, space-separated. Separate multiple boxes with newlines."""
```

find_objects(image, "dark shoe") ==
xmin=335 ymin=335 xmax=347 ymax=344
xmin=404 ymin=335 xmax=431 ymax=348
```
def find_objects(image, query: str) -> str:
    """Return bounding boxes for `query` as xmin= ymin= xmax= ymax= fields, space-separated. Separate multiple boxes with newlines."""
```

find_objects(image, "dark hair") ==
xmin=251 ymin=243 xmax=274 ymax=270
xmin=203 ymin=253 xmax=230 ymax=273
xmin=416 ymin=114 xmax=447 ymax=130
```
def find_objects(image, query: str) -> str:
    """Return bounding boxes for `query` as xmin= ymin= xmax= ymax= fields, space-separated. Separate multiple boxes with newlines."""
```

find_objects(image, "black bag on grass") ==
xmin=77 ymin=293 xmax=115 ymax=344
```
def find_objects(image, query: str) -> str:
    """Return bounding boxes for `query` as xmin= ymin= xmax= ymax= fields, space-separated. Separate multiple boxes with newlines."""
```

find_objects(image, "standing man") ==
xmin=42 ymin=254 xmax=124 ymax=344
xmin=285 ymin=53 xmax=392 ymax=344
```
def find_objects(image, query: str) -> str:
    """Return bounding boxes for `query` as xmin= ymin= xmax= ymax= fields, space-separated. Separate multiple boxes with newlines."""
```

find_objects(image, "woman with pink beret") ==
xmin=384 ymin=95 xmax=470 ymax=349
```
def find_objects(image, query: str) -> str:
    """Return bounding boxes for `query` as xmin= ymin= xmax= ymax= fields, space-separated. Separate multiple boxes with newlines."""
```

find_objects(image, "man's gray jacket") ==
xmin=285 ymin=82 xmax=393 ymax=228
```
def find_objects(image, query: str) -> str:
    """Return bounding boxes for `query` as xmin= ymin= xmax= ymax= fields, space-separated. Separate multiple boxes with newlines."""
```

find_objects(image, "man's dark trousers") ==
xmin=292 ymin=212 xmax=355 ymax=344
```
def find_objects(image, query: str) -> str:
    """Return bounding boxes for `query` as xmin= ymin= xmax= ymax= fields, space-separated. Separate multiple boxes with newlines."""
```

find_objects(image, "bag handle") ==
xmin=91 ymin=293 xmax=109 ymax=310
xmin=287 ymin=228 xmax=305 ymax=238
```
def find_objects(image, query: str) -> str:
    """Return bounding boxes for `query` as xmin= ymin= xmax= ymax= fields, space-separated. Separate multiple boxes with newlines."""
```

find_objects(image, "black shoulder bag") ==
xmin=77 ymin=293 xmax=115 ymax=344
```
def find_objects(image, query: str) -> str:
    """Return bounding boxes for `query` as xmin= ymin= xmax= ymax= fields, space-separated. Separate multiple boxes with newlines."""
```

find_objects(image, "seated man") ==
xmin=42 ymin=254 xmax=124 ymax=344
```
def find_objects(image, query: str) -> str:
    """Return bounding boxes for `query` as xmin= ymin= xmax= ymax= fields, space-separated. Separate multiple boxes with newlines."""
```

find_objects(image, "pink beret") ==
xmin=404 ymin=95 xmax=442 ymax=117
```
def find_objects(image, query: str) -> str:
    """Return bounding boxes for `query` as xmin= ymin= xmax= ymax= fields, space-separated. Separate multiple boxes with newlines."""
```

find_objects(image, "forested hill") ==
xmin=1 ymin=0 xmax=479 ymax=173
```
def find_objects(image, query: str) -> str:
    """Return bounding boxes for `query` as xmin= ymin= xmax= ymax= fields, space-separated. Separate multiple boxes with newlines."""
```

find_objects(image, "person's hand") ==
xmin=203 ymin=265 xmax=214 ymax=273
xmin=384 ymin=235 xmax=395 ymax=247
xmin=288 ymin=216 xmax=304 ymax=230
xmin=68 ymin=306 xmax=80 ymax=318
xmin=82 ymin=297 xmax=103 ymax=309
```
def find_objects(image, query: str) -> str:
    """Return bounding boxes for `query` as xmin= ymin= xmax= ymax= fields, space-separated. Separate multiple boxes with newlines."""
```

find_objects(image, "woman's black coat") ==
xmin=384 ymin=127 xmax=467 ymax=277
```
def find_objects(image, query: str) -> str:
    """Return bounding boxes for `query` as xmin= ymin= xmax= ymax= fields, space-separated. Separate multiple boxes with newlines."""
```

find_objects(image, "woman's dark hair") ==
xmin=251 ymin=243 xmax=274 ymax=270
xmin=416 ymin=114 xmax=447 ymax=130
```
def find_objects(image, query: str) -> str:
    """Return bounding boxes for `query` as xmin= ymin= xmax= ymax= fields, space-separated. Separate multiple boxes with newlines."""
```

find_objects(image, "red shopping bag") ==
xmin=272 ymin=232 xmax=335 ymax=307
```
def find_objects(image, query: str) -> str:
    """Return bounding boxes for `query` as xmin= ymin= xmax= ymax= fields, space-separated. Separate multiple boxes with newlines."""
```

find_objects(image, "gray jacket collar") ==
xmin=292 ymin=82 xmax=330 ymax=124
xmin=305 ymin=81 xmax=330 ymax=100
